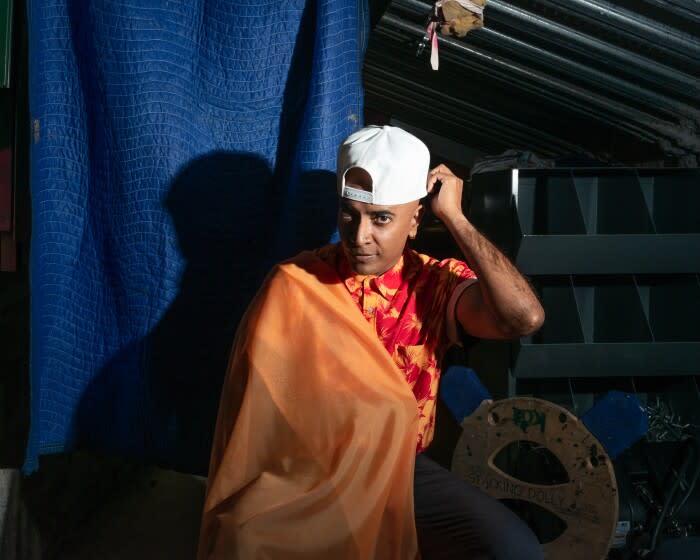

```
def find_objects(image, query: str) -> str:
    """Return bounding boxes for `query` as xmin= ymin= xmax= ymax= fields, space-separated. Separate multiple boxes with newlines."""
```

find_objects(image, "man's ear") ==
xmin=409 ymin=202 xmax=424 ymax=239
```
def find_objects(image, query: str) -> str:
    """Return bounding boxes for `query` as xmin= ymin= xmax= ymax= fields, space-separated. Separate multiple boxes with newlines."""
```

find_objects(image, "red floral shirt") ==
xmin=317 ymin=244 xmax=477 ymax=453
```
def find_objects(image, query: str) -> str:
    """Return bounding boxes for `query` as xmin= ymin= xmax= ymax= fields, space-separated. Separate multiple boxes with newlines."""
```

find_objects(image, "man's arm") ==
xmin=427 ymin=164 xmax=544 ymax=340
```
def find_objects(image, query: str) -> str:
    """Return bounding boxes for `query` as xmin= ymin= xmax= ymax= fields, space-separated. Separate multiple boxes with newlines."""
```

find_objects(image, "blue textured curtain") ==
xmin=25 ymin=0 xmax=367 ymax=474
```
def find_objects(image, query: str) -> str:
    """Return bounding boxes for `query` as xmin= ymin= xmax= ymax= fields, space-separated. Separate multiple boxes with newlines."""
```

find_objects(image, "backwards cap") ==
xmin=337 ymin=125 xmax=430 ymax=205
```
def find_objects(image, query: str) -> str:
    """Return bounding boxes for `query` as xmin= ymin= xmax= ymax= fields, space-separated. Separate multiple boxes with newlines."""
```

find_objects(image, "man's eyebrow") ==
xmin=339 ymin=203 xmax=395 ymax=217
xmin=370 ymin=209 xmax=396 ymax=217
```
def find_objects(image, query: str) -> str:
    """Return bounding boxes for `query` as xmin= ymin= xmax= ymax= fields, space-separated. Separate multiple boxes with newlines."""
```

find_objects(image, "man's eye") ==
xmin=340 ymin=212 xmax=353 ymax=222
xmin=374 ymin=215 xmax=391 ymax=224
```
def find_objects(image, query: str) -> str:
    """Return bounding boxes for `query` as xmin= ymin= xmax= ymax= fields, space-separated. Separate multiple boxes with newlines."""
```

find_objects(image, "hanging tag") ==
xmin=428 ymin=22 xmax=439 ymax=70
xmin=430 ymin=22 xmax=439 ymax=70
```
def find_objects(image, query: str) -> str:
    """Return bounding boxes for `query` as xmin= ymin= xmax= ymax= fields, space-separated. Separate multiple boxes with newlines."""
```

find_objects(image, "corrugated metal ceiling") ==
xmin=364 ymin=0 xmax=700 ymax=165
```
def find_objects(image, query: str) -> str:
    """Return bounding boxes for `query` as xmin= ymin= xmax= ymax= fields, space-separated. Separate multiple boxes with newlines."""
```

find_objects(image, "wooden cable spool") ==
xmin=451 ymin=397 xmax=618 ymax=560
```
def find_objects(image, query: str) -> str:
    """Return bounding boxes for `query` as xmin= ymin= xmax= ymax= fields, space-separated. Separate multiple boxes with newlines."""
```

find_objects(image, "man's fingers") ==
xmin=427 ymin=164 xmax=462 ymax=202
xmin=427 ymin=172 xmax=449 ymax=193
xmin=427 ymin=172 xmax=458 ymax=189
xmin=426 ymin=172 xmax=441 ymax=192
xmin=429 ymin=163 xmax=454 ymax=176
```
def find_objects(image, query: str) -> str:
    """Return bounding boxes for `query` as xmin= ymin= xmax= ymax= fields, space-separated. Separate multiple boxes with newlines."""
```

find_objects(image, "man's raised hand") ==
xmin=426 ymin=164 xmax=464 ymax=223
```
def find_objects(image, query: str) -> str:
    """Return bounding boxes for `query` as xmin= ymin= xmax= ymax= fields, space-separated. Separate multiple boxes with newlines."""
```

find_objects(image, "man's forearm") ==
xmin=444 ymin=213 xmax=544 ymax=337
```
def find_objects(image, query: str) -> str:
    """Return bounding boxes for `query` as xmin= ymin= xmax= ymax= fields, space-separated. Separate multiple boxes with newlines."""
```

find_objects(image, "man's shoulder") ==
xmin=313 ymin=242 xmax=340 ymax=265
xmin=407 ymin=248 xmax=473 ymax=278
xmin=274 ymin=246 xmax=339 ymax=284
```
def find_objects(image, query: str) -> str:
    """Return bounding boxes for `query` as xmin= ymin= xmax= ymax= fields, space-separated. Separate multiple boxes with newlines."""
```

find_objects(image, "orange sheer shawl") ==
xmin=197 ymin=251 xmax=420 ymax=559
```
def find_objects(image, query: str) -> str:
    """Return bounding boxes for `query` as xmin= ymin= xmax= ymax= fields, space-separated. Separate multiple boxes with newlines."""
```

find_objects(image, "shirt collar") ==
xmin=336 ymin=245 xmax=406 ymax=300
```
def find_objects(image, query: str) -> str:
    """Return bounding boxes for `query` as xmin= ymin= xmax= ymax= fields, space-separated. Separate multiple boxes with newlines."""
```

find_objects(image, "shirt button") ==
xmin=367 ymin=306 xmax=375 ymax=313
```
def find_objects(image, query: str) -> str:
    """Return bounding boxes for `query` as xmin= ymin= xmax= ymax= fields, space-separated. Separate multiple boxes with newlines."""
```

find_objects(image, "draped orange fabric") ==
xmin=198 ymin=251 xmax=421 ymax=559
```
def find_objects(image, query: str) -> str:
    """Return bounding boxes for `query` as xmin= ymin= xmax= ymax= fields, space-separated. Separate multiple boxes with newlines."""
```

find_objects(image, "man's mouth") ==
xmin=351 ymin=253 xmax=375 ymax=262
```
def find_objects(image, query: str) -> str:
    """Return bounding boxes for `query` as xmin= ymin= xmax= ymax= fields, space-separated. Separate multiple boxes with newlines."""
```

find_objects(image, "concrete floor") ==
xmin=53 ymin=467 xmax=206 ymax=560
xmin=12 ymin=452 xmax=206 ymax=560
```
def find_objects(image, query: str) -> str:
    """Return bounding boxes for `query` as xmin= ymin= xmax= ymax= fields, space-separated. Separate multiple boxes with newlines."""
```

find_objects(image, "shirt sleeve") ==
xmin=441 ymin=259 xmax=478 ymax=346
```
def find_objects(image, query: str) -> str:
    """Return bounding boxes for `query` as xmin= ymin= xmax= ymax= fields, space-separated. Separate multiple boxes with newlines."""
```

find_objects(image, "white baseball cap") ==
xmin=337 ymin=125 xmax=430 ymax=205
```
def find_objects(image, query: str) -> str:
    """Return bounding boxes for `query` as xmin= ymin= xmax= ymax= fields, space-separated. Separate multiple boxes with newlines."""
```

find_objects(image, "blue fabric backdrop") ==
xmin=25 ymin=0 xmax=367 ymax=474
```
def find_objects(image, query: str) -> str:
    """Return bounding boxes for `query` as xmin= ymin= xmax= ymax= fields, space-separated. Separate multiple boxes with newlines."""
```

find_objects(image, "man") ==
xmin=198 ymin=126 xmax=545 ymax=559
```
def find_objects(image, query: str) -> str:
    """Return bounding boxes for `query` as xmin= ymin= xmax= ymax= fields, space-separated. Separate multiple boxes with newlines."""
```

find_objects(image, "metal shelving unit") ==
xmin=470 ymin=168 xmax=700 ymax=275
xmin=469 ymin=167 xmax=700 ymax=391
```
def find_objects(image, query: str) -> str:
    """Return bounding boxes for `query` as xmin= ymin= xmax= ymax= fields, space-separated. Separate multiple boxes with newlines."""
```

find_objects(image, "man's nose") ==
xmin=353 ymin=217 xmax=372 ymax=245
